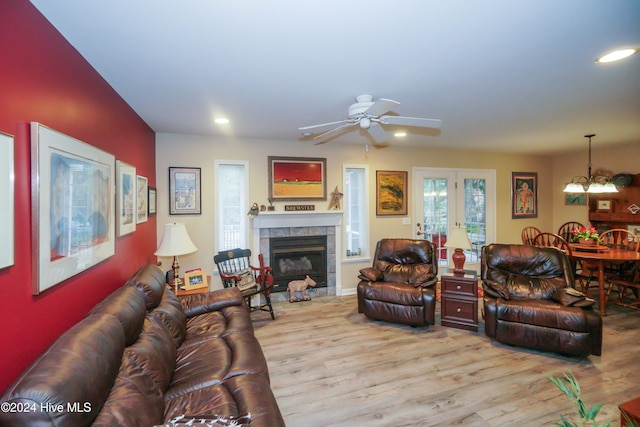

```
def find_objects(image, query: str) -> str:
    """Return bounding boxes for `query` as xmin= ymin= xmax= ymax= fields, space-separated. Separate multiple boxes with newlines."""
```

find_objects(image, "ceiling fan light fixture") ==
xmin=595 ymin=48 xmax=638 ymax=63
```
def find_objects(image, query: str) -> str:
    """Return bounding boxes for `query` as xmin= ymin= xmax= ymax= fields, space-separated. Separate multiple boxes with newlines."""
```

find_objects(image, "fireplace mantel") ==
xmin=252 ymin=210 xmax=343 ymax=229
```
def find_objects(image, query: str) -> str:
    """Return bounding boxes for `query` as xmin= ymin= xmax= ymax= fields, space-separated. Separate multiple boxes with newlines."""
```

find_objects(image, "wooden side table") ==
xmin=440 ymin=269 xmax=478 ymax=332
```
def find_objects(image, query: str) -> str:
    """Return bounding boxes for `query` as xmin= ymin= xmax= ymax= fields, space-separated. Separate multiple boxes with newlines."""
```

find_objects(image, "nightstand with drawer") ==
xmin=440 ymin=269 xmax=478 ymax=332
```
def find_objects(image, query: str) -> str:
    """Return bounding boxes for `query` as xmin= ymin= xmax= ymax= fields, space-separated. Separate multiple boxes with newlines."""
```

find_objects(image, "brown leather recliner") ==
xmin=482 ymin=244 xmax=602 ymax=357
xmin=357 ymin=239 xmax=438 ymax=327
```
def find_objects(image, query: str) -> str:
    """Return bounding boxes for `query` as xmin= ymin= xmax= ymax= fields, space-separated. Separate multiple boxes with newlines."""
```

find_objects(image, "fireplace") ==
xmin=252 ymin=210 xmax=343 ymax=300
xmin=270 ymin=235 xmax=327 ymax=293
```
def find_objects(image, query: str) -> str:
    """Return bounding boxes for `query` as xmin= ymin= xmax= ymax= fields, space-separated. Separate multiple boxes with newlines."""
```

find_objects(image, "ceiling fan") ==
xmin=299 ymin=94 xmax=442 ymax=145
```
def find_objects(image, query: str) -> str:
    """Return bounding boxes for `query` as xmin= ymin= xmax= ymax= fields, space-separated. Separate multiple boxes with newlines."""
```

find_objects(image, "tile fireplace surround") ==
xmin=252 ymin=211 xmax=343 ymax=302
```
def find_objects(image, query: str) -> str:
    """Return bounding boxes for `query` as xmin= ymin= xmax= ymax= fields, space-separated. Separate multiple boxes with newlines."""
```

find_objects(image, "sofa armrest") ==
xmin=180 ymin=287 xmax=246 ymax=318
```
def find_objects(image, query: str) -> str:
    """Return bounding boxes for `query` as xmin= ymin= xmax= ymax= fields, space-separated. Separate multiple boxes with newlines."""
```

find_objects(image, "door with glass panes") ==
xmin=412 ymin=168 xmax=495 ymax=274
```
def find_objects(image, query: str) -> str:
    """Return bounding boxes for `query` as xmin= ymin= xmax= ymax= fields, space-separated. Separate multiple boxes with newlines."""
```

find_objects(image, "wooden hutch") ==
xmin=588 ymin=173 xmax=640 ymax=232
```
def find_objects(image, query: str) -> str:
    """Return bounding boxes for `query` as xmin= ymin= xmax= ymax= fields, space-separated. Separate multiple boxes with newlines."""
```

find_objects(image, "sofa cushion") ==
xmin=360 ymin=281 xmax=426 ymax=306
xmin=92 ymin=352 xmax=165 ymax=427
xmin=495 ymin=298 xmax=591 ymax=332
xmin=126 ymin=264 xmax=167 ymax=310
xmin=89 ymin=286 xmax=147 ymax=346
xmin=150 ymin=287 xmax=187 ymax=347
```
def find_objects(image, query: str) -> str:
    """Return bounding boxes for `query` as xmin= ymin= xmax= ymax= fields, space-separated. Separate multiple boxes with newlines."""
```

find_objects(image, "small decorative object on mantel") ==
xmin=286 ymin=275 xmax=317 ymax=303
xmin=328 ymin=186 xmax=343 ymax=210
xmin=267 ymin=197 xmax=275 ymax=211
xmin=284 ymin=205 xmax=315 ymax=211
xmin=247 ymin=202 xmax=260 ymax=219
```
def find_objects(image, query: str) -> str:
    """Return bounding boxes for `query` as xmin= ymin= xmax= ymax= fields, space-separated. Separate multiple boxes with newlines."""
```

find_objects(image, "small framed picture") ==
xmin=136 ymin=175 xmax=148 ymax=224
xmin=596 ymin=199 xmax=612 ymax=212
xmin=148 ymin=186 xmax=157 ymax=215
xmin=184 ymin=268 xmax=208 ymax=290
xmin=564 ymin=193 xmax=586 ymax=206
xmin=511 ymin=172 xmax=538 ymax=218
xmin=169 ymin=167 xmax=201 ymax=215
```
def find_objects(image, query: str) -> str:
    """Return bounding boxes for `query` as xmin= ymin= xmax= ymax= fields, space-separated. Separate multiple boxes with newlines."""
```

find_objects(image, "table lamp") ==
xmin=444 ymin=225 xmax=472 ymax=274
xmin=155 ymin=222 xmax=197 ymax=292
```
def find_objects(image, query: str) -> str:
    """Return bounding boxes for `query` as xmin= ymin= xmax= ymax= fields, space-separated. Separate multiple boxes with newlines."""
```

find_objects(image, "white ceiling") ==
xmin=30 ymin=0 xmax=640 ymax=155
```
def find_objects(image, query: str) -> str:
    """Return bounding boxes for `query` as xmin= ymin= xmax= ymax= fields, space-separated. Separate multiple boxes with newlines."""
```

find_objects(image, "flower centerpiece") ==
xmin=571 ymin=226 xmax=600 ymax=245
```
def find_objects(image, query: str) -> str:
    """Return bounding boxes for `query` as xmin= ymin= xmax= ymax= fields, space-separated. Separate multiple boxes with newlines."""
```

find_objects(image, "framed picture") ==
xmin=148 ymin=186 xmax=157 ymax=215
xmin=136 ymin=175 xmax=148 ymax=224
xmin=564 ymin=193 xmax=586 ymax=206
xmin=169 ymin=167 xmax=201 ymax=215
xmin=31 ymin=123 xmax=115 ymax=294
xmin=376 ymin=170 xmax=408 ymax=216
xmin=511 ymin=172 xmax=538 ymax=219
xmin=116 ymin=161 xmax=136 ymax=236
xmin=184 ymin=268 xmax=208 ymax=291
xmin=268 ymin=156 xmax=327 ymax=201
xmin=0 ymin=132 xmax=14 ymax=270
xmin=596 ymin=199 xmax=612 ymax=212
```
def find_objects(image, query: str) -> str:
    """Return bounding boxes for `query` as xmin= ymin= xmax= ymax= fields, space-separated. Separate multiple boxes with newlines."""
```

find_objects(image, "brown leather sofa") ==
xmin=357 ymin=238 xmax=438 ymax=327
xmin=0 ymin=265 xmax=285 ymax=427
xmin=482 ymin=244 xmax=602 ymax=357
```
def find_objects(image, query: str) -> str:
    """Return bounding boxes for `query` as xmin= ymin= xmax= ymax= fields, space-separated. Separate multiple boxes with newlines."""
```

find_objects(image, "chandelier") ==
xmin=562 ymin=134 xmax=618 ymax=194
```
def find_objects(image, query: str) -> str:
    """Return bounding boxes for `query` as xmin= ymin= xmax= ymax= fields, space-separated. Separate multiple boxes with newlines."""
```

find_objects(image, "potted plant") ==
xmin=571 ymin=226 xmax=601 ymax=246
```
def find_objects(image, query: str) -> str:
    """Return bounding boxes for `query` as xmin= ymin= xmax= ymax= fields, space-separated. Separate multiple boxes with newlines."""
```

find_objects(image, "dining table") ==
xmin=569 ymin=244 xmax=640 ymax=316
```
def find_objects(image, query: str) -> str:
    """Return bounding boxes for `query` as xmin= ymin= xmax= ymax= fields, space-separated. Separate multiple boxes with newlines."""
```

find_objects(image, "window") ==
xmin=343 ymin=165 xmax=369 ymax=259
xmin=215 ymin=160 xmax=248 ymax=251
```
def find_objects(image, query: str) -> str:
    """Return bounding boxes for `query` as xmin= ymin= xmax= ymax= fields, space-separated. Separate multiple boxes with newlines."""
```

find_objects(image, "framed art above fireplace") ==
xmin=268 ymin=156 xmax=327 ymax=201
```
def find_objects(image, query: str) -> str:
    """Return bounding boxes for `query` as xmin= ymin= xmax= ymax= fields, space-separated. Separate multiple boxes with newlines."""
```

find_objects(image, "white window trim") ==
xmin=214 ymin=159 xmax=250 ymax=254
xmin=343 ymin=164 xmax=370 ymax=263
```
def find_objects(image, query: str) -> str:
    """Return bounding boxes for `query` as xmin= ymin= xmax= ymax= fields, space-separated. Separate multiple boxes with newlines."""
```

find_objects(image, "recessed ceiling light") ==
xmin=394 ymin=132 xmax=407 ymax=138
xmin=301 ymin=132 xmax=313 ymax=137
xmin=214 ymin=117 xmax=229 ymax=124
xmin=595 ymin=48 xmax=638 ymax=63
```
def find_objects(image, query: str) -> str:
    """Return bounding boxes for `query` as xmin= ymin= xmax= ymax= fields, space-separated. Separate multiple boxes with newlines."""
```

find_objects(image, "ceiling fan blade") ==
xmin=364 ymin=98 xmax=400 ymax=117
xmin=380 ymin=115 xmax=442 ymax=129
xmin=299 ymin=119 xmax=350 ymax=130
xmin=312 ymin=122 xmax=356 ymax=143
xmin=366 ymin=122 xmax=389 ymax=144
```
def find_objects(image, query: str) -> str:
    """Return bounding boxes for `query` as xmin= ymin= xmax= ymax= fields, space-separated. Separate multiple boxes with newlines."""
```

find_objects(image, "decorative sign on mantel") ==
xmin=285 ymin=205 xmax=315 ymax=211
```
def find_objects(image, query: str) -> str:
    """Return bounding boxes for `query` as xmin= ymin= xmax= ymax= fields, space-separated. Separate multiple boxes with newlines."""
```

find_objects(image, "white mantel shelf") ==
xmin=251 ymin=210 xmax=343 ymax=229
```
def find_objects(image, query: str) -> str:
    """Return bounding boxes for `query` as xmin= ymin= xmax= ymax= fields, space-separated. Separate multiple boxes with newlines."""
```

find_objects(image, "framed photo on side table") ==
xmin=511 ymin=172 xmax=538 ymax=219
xmin=169 ymin=167 xmax=201 ymax=215
xmin=376 ymin=170 xmax=408 ymax=216
xmin=184 ymin=268 xmax=208 ymax=291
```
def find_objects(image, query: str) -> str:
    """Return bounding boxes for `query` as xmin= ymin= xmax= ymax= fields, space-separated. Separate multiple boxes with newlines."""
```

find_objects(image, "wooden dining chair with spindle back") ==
xmin=521 ymin=226 xmax=542 ymax=245
xmin=557 ymin=221 xmax=584 ymax=243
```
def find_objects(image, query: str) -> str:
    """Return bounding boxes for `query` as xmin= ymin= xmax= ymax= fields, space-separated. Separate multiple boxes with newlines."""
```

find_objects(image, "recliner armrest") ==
xmin=358 ymin=267 xmax=383 ymax=282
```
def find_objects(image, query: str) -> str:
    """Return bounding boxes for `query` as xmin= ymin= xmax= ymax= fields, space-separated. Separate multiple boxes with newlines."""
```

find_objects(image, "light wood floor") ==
xmin=252 ymin=293 xmax=640 ymax=427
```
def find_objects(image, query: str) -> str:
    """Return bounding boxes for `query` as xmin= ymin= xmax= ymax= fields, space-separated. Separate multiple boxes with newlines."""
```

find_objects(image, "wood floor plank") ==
xmin=252 ymin=294 xmax=640 ymax=426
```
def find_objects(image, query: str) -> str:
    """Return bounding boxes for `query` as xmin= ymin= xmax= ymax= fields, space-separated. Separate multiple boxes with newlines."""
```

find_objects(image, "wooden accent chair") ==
xmin=214 ymin=248 xmax=275 ymax=319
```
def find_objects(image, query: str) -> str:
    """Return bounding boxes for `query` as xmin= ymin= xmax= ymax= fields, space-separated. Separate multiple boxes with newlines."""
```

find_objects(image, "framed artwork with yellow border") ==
xmin=376 ymin=170 xmax=408 ymax=216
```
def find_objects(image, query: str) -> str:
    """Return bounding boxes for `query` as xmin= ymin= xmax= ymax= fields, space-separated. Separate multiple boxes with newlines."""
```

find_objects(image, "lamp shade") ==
xmin=155 ymin=223 xmax=197 ymax=257
xmin=444 ymin=227 xmax=472 ymax=250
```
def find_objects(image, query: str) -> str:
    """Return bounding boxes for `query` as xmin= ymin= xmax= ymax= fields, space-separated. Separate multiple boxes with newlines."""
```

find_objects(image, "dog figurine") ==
xmin=287 ymin=275 xmax=316 ymax=303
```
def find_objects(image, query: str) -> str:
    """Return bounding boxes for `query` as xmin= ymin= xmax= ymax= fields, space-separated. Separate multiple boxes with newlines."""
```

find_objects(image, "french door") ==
xmin=412 ymin=167 xmax=496 ymax=274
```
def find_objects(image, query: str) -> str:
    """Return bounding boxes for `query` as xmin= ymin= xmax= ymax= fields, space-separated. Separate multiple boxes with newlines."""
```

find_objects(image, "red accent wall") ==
xmin=0 ymin=0 xmax=157 ymax=393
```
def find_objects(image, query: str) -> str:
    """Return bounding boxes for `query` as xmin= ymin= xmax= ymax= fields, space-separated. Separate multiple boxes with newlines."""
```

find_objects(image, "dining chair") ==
xmin=557 ymin=221 xmax=585 ymax=243
xmin=607 ymin=263 xmax=640 ymax=311
xmin=533 ymin=232 xmax=571 ymax=252
xmin=598 ymin=229 xmax=640 ymax=305
xmin=214 ymin=248 xmax=276 ymax=320
xmin=521 ymin=226 xmax=542 ymax=245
